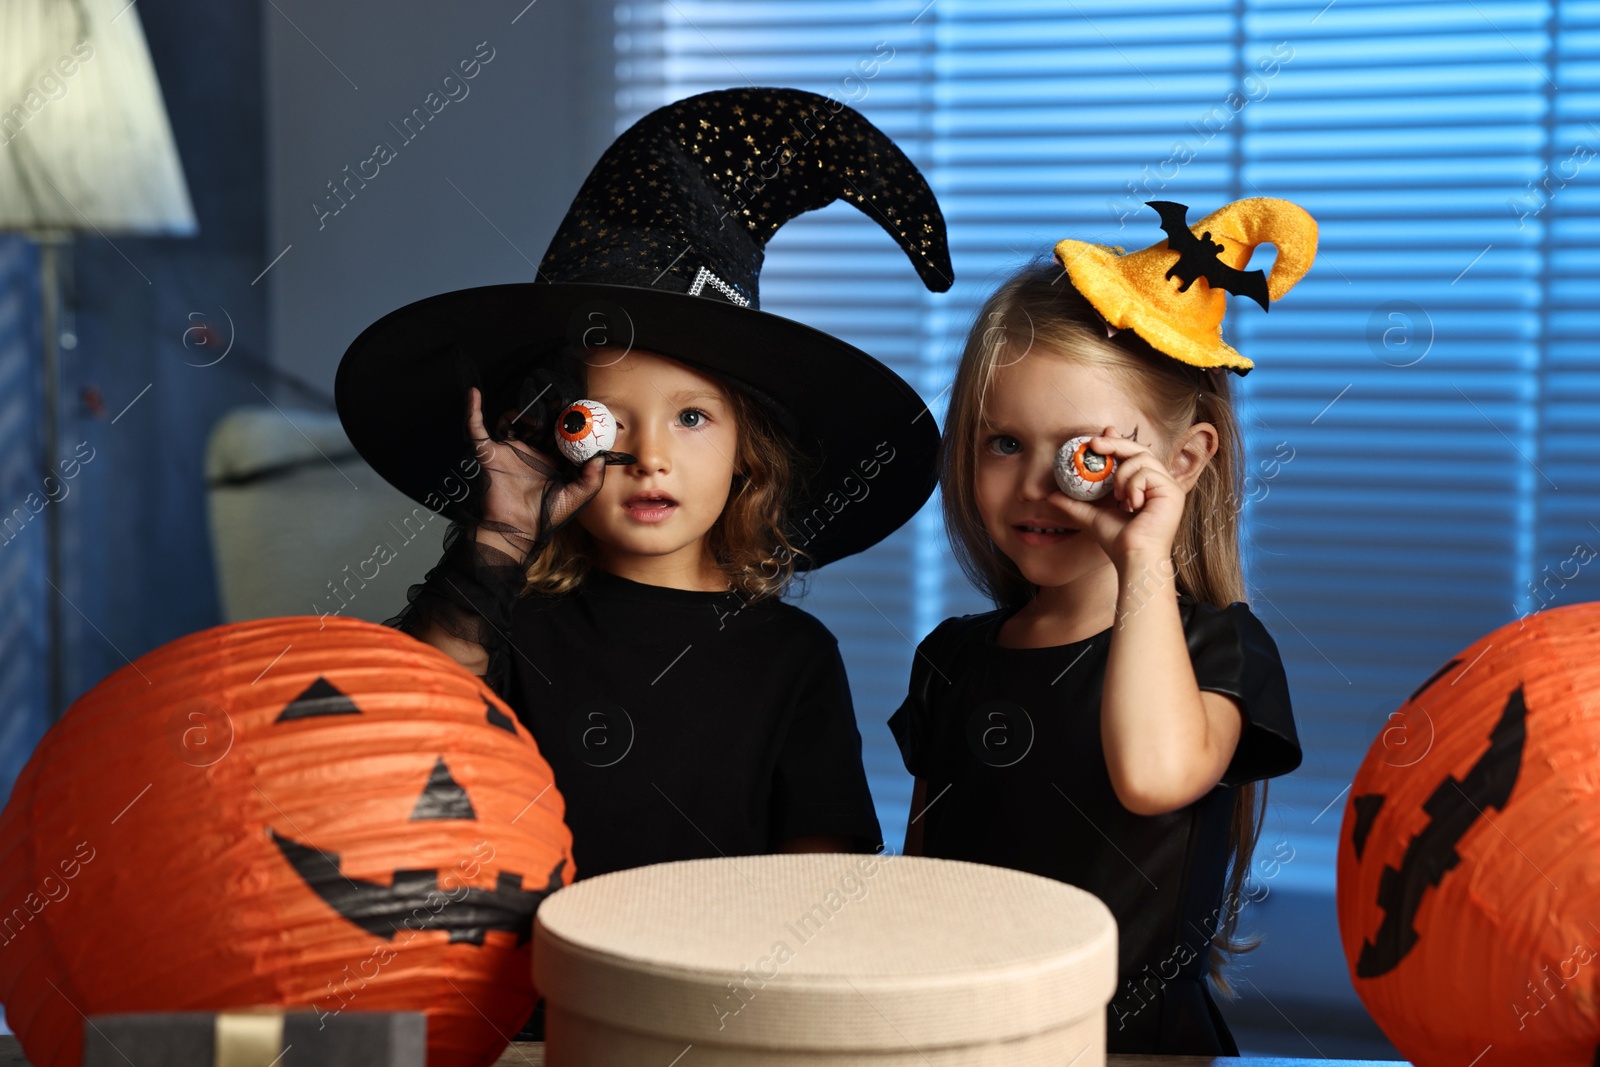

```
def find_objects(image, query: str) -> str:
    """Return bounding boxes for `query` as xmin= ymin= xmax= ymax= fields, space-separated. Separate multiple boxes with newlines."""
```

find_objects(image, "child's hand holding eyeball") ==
xmin=1047 ymin=427 xmax=1187 ymax=568
xmin=465 ymin=386 xmax=613 ymax=553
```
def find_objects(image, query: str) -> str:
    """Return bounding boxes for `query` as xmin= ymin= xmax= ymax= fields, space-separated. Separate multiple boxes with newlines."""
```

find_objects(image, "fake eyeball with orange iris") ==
xmin=1054 ymin=436 xmax=1117 ymax=501
xmin=555 ymin=400 xmax=616 ymax=464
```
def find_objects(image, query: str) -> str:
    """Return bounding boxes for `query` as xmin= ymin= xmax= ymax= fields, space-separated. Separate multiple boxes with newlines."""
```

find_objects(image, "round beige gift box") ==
xmin=533 ymin=853 xmax=1118 ymax=1066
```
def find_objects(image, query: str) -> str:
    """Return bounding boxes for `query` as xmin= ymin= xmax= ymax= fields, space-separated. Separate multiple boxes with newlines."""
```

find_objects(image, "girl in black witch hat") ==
xmin=338 ymin=88 xmax=952 ymax=887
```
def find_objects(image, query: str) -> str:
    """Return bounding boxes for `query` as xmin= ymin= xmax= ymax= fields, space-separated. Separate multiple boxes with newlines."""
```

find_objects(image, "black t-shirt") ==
xmin=887 ymin=594 xmax=1301 ymax=1056
xmin=502 ymin=567 xmax=883 ymax=880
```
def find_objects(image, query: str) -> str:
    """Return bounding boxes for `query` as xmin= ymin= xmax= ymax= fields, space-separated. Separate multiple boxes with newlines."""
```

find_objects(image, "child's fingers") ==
xmin=1122 ymin=465 xmax=1160 ymax=511
xmin=553 ymin=453 xmax=606 ymax=494
xmin=466 ymin=387 xmax=485 ymax=434
xmin=1104 ymin=451 xmax=1147 ymax=498
xmin=1107 ymin=449 xmax=1175 ymax=495
xmin=1086 ymin=433 xmax=1153 ymax=461
xmin=1123 ymin=460 xmax=1184 ymax=514
xmin=1042 ymin=491 xmax=1100 ymax=526
xmin=577 ymin=453 xmax=607 ymax=489
xmin=466 ymin=388 xmax=494 ymax=456
xmin=551 ymin=455 xmax=607 ymax=519
xmin=1047 ymin=486 xmax=1126 ymax=528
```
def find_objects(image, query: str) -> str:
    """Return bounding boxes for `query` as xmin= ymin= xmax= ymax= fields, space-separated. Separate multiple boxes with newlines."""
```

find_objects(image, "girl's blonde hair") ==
xmin=520 ymin=356 xmax=810 ymax=602
xmin=943 ymin=259 xmax=1265 ymax=996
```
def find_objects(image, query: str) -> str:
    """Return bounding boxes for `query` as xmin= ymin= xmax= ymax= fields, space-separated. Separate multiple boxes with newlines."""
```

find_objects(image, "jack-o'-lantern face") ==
xmin=265 ymin=676 xmax=567 ymax=949
xmin=1338 ymin=603 xmax=1600 ymax=1067
xmin=0 ymin=617 xmax=575 ymax=1067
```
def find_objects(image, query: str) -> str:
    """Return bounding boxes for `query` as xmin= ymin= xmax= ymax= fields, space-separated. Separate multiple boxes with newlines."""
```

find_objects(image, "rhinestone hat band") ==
xmin=686 ymin=265 xmax=751 ymax=307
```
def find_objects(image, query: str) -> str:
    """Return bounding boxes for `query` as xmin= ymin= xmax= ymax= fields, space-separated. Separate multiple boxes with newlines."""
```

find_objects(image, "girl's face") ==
xmin=575 ymin=349 xmax=740 ymax=577
xmin=974 ymin=351 xmax=1167 ymax=590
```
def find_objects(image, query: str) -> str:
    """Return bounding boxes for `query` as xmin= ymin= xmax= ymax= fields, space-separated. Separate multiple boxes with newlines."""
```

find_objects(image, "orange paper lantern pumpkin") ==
xmin=1337 ymin=602 xmax=1600 ymax=1067
xmin=0 ymin=616 xmax=573 ymax=1067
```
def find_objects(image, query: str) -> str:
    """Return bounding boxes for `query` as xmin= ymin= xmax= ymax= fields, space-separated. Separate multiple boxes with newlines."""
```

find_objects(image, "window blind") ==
xmin=1236 ymin=0 xmax=1569 ymax=886
xmin=613 ymin=0 xmax=1599 ymax=889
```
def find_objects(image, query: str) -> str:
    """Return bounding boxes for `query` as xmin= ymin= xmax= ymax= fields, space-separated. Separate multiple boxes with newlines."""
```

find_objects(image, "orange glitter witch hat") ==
xmin=1053 ymin=197 xmax=1318 ymax=374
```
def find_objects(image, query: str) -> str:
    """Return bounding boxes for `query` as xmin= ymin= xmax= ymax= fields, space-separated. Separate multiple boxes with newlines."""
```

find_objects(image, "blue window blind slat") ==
xmin=1246 ymin=1 xmax=1551 ymax=35
xmin=1250 ymin=96 xmax=1551 ymax=124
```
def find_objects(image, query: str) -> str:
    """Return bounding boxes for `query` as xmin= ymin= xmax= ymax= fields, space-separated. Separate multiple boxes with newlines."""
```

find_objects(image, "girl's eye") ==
xmin=677 ymin=408 xmax=708 ymax=429
xmin=985 ymin=434 xmax=1021 ymax=456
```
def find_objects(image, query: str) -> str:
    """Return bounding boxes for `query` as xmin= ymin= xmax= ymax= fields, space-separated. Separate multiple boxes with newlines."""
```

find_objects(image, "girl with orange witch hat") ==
xmin=891 ymin=198 xmax=1313 ymax=1054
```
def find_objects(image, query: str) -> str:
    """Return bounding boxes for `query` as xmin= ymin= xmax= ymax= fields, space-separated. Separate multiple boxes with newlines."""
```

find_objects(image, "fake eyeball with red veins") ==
xmin=555 ymin=400 xmax=616 ymax=464
xmin=1054 ymin=436 xmax=1117 ymax=501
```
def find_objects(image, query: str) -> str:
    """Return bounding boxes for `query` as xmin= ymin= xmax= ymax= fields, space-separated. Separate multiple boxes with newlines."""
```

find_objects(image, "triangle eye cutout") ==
xmin=276 ymin=676 xmax=361 ymax=722
xmin=410 ymin=757 xmax=477 ymax=821
xmin=485 ymin=700 xmax=516 ymax=734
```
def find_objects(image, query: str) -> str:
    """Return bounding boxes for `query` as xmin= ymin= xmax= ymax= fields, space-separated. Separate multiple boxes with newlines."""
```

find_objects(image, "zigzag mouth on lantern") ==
xmin=1353 ymin=681 xmax=1527 ymax=979
xmin=270 ymin=828 xmax=564 ymax=947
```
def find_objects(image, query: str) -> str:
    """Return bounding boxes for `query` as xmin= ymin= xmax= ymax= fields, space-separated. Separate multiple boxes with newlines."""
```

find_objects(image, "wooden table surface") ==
xmin=0 ymin=1035 xmax=1408 ymax=1066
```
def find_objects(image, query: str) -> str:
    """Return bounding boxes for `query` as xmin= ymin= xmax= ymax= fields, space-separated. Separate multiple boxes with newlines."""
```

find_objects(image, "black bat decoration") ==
xmin=1146 ymin=201 xmax=1271 ymax=311
xmin=1354 ymin=679 xmax=1527 ymax=978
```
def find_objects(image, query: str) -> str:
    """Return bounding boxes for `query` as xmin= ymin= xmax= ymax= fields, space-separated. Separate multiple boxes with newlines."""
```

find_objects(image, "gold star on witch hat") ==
xmin=1053 ymin=197 xmax=1318 ymax=374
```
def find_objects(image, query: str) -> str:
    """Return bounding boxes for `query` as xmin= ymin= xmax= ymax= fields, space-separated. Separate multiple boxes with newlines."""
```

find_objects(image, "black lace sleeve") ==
xmin=383 ymin=517 xmax=536 ymax=704
xmin=381 ymin=357 xmax=624 ymax=704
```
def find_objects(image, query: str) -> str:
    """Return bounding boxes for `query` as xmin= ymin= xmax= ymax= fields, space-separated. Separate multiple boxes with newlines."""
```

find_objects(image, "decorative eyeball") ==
xmin=1054 ymin=435 xmax=1117 ymax=501
xmin=555 ymin=400 xmax=616 ymax=464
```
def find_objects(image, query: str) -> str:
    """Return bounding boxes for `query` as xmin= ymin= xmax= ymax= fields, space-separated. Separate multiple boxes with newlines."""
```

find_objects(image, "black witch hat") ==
xmin=335 ymin=86 xmax=953 ymax=568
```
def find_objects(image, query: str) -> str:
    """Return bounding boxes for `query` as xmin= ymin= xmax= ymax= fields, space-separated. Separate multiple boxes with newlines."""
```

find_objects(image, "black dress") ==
xmin=389 ymin=522 xmax=884 ymax=1039
xmin=887 ymin=594 xmax=1301 ymax=1055
xmin=389 ymin=523 xmax=884 ymax=876
xmin=500 ymin=565 xmax=884 ymax=876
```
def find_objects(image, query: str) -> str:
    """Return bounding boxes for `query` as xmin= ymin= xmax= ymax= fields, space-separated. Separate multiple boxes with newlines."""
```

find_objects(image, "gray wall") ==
xmin=265 ymin=0 xmax=616 ymax=395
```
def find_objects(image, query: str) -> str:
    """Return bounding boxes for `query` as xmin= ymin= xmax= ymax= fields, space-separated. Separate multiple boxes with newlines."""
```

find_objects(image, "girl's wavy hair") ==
xmin=942 ymin=259 xmax=1266 ymax=997
xmin=520 ymin=351 xmax=812 ymax=602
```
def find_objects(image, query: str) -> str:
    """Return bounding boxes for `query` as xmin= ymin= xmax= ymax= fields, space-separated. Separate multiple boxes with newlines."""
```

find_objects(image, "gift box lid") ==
xmin=533 ymin=854 xmax=1117 ymax=1052
xmin=80 ymin=1010 xmax=425 ymax=1067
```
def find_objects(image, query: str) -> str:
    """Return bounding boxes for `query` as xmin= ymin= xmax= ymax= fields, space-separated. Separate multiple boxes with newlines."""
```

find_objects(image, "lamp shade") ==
xmin=0 ymin=0 xmax=196 ymax=234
